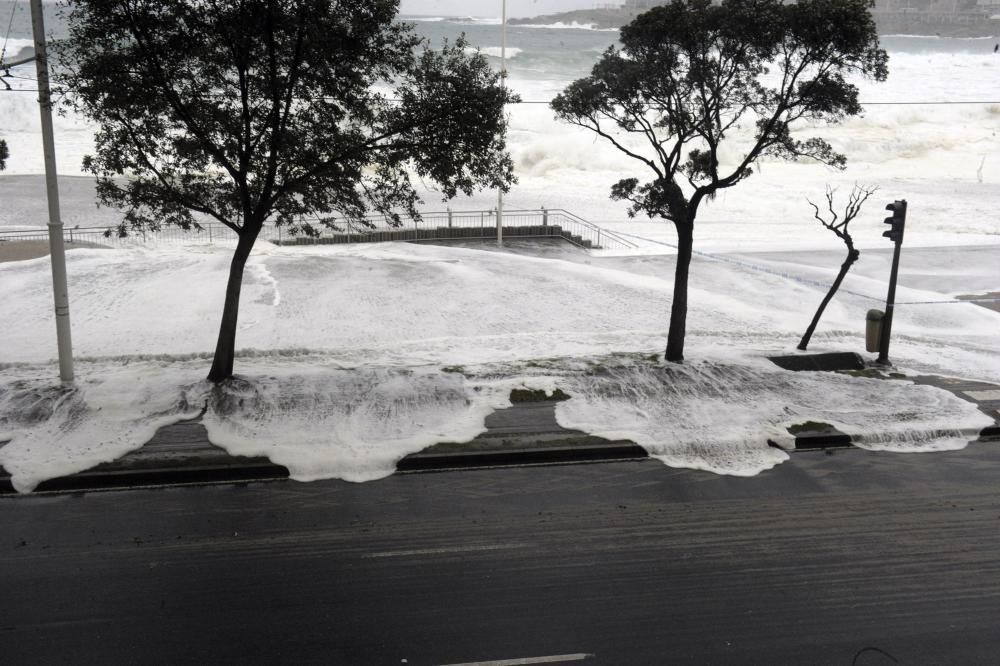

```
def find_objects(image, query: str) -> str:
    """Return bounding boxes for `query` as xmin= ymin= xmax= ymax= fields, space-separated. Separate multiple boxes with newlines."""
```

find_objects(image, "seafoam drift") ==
xmin=0 ymin=357 xmax=511 ymax=493
xmin=502 ymin=354 xmax=994 ymax=476
xmin=186 ymin=362 xmax=511 ymax=483
xmin=0 ymin=361 xmax=203 ymax=493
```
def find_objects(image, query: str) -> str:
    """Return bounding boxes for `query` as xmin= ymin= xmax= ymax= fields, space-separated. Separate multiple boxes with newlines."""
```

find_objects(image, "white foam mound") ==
xmin=1 ymin=353 xmax=993 ymax=493
xmin=186 ymin=363 xmax=510 ymax=483
xmin=0 ymin=362 xmax=203 ymax=493
xmin=531 ymin=356 xmax=994 ymax=476
xmin=0 ymin=358 xmax=511 ymax=492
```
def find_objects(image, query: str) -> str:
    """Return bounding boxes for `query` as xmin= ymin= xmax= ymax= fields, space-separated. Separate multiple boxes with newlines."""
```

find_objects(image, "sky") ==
xmin=398 ymin=0 xmax=618 ymax=18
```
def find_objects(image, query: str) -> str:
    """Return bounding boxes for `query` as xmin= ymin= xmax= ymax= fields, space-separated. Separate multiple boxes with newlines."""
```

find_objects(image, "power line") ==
xmin=0 ymin=0 xmax=21 ymax=66
xmin=2 ymin=86 xmax=1000 ymax=107
xmin=860 ymin=101 xmax=1000 ymax=106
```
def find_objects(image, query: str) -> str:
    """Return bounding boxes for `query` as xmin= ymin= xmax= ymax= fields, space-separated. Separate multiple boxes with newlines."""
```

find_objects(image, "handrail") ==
xmin=540 ymin=209 xmax=639 ymax=249
xmin=0 ymin=208 xmax=640 ymax=250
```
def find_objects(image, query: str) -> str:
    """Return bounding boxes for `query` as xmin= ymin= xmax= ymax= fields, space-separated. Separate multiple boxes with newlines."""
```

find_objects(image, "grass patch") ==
xmin=509 ymin=387 xmax=571 ymax=403
xmin=787 ymin=421 xmax=837 ymax=435
xmin=441 ymin=366 xmax=465 ymax=374
xmin=838 ymin=368 xmax=886 ymax=379
xmin=838 ymin=368 xmax=909 ymax=380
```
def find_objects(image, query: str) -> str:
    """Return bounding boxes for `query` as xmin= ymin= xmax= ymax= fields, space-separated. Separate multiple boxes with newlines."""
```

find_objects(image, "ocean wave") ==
xmin=884 ymin=33 xmax=999 ymax=40
xmin=455 ymin=17 xmax=502 ymax=26
xmin=467 ymin=46 xmax=523 ymax=59
xmin=515 ymin=21 xmax=619 ymax=32
xmin=400 ymin=16 xmax=449 ymax=22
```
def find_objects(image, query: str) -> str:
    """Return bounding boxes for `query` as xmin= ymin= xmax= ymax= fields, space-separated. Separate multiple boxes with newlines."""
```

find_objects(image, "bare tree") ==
xmin=798 ymin=184 xmax=877 ymax=350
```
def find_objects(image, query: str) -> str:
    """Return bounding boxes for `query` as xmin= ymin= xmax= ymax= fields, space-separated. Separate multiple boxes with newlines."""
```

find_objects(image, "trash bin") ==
xmin=866 ymin=309 xmax=884 ymax=353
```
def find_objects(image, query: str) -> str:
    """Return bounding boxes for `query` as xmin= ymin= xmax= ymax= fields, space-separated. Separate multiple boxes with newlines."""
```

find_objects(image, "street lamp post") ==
xmin=30 ymin=0 xmax=74 ymax=385
xmin=496 ymin=0 xmax=506 ymax=247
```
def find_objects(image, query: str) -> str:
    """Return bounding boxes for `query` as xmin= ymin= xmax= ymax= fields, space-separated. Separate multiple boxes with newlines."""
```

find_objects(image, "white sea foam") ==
xmin=189 ymin=363 xmax=510 ymax=483
xmin=0 ymin=361 xmax=203 ymax=493
xmin=0 ymin=358 xmax=511 ymax=491
xmin=0 ymin=240 xmax=995 ymax=494
xmin=2 ymin=348 xmax=992 ymax=492
xmin=530 ymin=356 xmax=993 ymax=476
xmin=1 ymin=29 xmax=998 ymax=491
xmin=2 ymin=242 xmax=997 ymax=380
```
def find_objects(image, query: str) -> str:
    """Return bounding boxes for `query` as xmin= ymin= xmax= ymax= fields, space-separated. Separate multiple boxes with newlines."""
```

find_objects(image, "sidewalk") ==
xmin=2 ymin=364 xmax=998 ymax=494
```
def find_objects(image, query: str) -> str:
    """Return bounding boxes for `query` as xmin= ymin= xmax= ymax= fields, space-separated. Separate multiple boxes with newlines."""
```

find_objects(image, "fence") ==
xmin=0 ymin=208 xmax=639 ymax=251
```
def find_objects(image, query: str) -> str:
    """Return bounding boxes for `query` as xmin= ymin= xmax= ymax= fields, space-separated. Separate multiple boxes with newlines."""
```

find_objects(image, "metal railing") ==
xmin=0 ymin=208 xmax=639 ymax=251
xmin=0 ymin=225 xmax=231 ymax=247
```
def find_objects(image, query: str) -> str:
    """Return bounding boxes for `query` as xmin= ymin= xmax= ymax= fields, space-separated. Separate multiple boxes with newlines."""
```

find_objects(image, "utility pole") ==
xmin=496 ymin=0 xmax=506 ymax=247
xmin=30 ymin=0 xmax=74 ymax=385
xmin=876 ymin=200 xmax=907 ymax=366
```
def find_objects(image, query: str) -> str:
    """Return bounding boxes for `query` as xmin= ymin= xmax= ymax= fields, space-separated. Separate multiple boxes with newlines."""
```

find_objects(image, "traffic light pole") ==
xmin=876 ymin=200 xmax=907 ymax=366
xmin=876 ymin=234 xmax=903 ymax=365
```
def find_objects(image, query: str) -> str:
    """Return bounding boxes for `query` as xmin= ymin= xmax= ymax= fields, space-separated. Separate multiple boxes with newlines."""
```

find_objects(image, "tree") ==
xmin=0 ymin=137 xmax=8 ymax=170
xmin=797 ymin=183 xmax=876 ymax=351
xmin=552 ymin=0 xmax=887 ymax=362
xmin=56 ymin=0 xmax=516 ymax=382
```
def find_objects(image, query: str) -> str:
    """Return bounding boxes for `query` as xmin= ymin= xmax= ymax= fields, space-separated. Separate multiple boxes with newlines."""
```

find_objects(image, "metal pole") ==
xmin=876 ymin=236 xmax=903 ymax=365
xmin=496 ymin=0 xmax=506 ymax=247
xmin=31 ymin=0 xmax=74 ymax=385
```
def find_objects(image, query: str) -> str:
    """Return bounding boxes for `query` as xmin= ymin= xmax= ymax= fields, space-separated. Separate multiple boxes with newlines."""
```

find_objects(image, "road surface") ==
xmin=3 ymin=445 xmax=1000 ymax=664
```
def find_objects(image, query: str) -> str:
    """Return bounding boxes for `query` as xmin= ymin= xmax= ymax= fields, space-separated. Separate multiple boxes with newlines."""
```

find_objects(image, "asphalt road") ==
xmin=3 ymin=445 xmax=1000 ymax=665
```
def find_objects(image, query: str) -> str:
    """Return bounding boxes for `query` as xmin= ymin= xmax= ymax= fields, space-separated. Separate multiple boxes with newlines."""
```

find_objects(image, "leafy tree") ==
xmin=0 ymin=137 xmax=8 ymax=170
xmin=798 ymin=183 xmax=876 ymax=351
xmin=56 ymin=0 xmax=516 ymax=381
xmin=552 ymin=0 xmax=887 ymax=362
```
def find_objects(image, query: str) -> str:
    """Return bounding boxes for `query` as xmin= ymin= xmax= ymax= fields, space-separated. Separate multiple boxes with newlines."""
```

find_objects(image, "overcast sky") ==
xmin=398 ymin=1 xmax=619 ymax=19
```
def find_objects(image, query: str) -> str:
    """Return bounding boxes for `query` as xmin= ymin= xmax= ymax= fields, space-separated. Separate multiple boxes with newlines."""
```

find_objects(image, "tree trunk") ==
xmin=665 ymin=221 xmax=694 ymax=363
xmin=797 ymin=249 xmax=859 ymax=351
xmin=207 ymin=231 xmax=258 ymax=383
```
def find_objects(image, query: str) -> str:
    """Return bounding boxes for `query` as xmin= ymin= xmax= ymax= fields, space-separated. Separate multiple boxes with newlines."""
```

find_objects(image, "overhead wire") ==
xmin=0 ymin=0 xmax=21 ymax=67
xmin=1 ymin=82 xmax=1000 ymax=107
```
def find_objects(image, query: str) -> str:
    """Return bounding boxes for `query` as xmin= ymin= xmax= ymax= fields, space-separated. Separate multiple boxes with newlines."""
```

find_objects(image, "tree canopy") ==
xmin=56 ymin=0 xmax=517 ymax=381
xmin=0 ymin=138 xmax=8 ymax=171
xmin=552 ymin=0 xmax=887 ymax=361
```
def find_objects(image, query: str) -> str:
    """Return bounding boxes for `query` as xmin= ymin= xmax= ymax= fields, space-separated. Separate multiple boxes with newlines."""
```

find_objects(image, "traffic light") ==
xmin=883 ymin=200 xmax=907 ymax=244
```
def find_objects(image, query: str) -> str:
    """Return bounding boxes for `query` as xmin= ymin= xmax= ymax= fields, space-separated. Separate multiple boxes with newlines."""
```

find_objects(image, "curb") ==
xmin=1 ymin=462 xmax=289 ymax=494
xmin=5 ymin=424 xmax=997 ymax=494
xmin=396 ymin=441 xmax=647 ymax=472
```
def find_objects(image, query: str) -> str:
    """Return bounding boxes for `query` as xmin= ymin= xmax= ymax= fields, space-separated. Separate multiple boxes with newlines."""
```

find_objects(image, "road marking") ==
xmin=437 ymin=654 xmax=594 ymax=666
xmin=362 ymin=543 xmax=528 ymax=559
